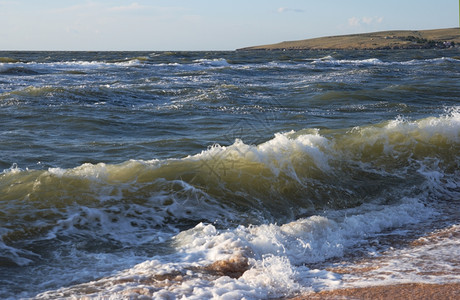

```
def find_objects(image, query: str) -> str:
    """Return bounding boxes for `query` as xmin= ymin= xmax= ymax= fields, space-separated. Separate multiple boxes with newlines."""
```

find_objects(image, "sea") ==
xmin=0 ymin=50 xmax=459 ymax=299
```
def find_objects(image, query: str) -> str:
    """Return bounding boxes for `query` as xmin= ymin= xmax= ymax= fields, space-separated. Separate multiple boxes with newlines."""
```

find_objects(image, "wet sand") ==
xmin=291 ymin=224 xmax=460 ymax=299
xmin=291 ymin=283 xmax=460 ymax=300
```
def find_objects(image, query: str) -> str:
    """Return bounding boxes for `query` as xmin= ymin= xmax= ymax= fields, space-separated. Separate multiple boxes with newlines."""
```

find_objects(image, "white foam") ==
xmin=310 ymin=56 xmax=460 ymax=67
xmin=312 ymin=57 xmax=385 ymax=66
xmin=0 ymin=60 xmax=142 ymax=74
xmin=0 ymin=238 xmax=36 ymax=266
xmin=35 ymin=196 xmax=435 ymax=298
xmin=338 ymin=224 xmax=460 ymax=288
xmin=385 ymin=107 xmax=460 ymax=142
xmin=1 ymin=163 xmax=23 ymax=175
xmin=191 ymin=131 xmax=331 ymax=181
xmin=0 ymin=63 xmax=9 ymax=72
xmin=44 ymin=160 xmax=240 ymax=243
xmin=400 ymin=57 xmax=460 ymax=65
xmin=193 ymin=58 xmax=230 ymax=67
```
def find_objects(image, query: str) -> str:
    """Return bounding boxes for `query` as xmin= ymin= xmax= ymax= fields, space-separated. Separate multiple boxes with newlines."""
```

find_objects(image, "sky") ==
xmin=1 ymin=0 xmax=458 ymax=51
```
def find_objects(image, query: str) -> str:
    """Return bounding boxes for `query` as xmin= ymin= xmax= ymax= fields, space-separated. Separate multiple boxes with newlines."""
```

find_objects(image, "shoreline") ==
xmin=238 ymin=28 xmax=460 ymax=51
xmin=290 ymin=223 xmax=460 ymax=299
xmin=290 ymin=283 xmax=460 ymax=300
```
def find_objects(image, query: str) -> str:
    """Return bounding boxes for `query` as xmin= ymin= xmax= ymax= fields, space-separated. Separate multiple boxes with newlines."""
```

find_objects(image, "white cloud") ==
xmin=348 ymin=16 xmax=384 ymax=27
xmin=110 ymin=2 xmax=144 ymax=12
xmin=348 ymin=16 xmax=360 ymax=27
xmin=362 ymin=17 xmax=373 ymax=25
xmin=54 ymin=2 xmax=102 ymax=13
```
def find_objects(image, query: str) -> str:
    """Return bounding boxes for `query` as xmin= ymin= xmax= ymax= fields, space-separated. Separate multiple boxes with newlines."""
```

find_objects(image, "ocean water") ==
xmin=0 ymin=50 xmax=459 ymax=299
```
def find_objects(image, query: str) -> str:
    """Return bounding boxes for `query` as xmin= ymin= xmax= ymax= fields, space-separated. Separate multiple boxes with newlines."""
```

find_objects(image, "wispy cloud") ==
xmin=277 ymin=7 xmax=304 ymax=13
xmin=348 ymin=17 xmax=360 ymax=27
xmin=109 ymin=2 xmax=144 ymax=12
xmin=0 ymin=0 xmax=17 ymax=6
xmin=348 ymin=16 xmax=384 ymax=27
xmin=49 ymin=2 xmax=104 ymax=14
xmin=109 ymin=4 xmax=190 ymax=17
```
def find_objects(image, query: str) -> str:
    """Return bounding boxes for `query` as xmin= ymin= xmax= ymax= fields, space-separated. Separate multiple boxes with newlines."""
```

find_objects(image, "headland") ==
xmin=238 ymin=28 xmax=460 ymax=50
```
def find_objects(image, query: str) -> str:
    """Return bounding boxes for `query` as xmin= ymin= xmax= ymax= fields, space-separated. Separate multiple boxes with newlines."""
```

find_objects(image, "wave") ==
xmin=193 ymin=58 xmax=230 ymax=67
xmin=1 ymin=86 xmax=69 ymax=98
xmin=0 ymin=57 xmax=232 ymax=77
xmin=34 ymin=196 xmax=436 ymax=299
xmin=0 ymin=65 xmax=42 ymax=76
xmin=312 ymin=56 xmax=384 ymax=66
xmin=152 ymin=58 xmax=231 ymax=73
xmin=0 ymin=57 xmax=22 ymax=63
xmin=223 ymin=55 xmax=460 ymax=73
xmin=0 ymin=60 xmax=143 ymax=76
xmin=2 ymin=54 xmax=458 ymax=79
xmin=2 ymin=108 xmax=459 ymax=212
xmin=0 ymin=85 xmax=108 ymax=105
xmin=110 ymin=56 xmax=150 ymax=63
xmin=1 ymin=109 xmax=459 ymax=263
xmin=1 ymin=110 xmax=459 ymax=299
xmin=311 ymin=55 xmax=460 ymax=67
xmin=0 ymin=84 xmax=161 ymax=105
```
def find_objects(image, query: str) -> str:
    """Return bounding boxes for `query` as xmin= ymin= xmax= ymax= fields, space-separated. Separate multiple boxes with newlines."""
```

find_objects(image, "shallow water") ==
xmin=0 ymin=50 xmax=459 ymax=299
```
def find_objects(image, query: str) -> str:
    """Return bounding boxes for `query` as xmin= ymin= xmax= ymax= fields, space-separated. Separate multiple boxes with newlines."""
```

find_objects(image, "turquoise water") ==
xmin=1 ymin=50 xmax=459 ymax=299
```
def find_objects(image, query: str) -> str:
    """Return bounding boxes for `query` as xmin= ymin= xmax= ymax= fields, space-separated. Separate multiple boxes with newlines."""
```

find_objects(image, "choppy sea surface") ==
xmin=1 ymin=50 xmax=459 ymax=299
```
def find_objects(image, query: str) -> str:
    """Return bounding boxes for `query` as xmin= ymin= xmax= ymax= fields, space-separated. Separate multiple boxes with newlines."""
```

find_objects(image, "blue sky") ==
xmin=1 ymin=0 xmax=458 ymax=51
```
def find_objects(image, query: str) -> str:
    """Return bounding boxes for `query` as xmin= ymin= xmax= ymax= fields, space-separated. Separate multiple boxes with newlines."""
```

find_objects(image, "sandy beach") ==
xmin=292 ymin=283 xmax=460 ymax=300
xmin=290 ymin=223 xmax=460 ymax=300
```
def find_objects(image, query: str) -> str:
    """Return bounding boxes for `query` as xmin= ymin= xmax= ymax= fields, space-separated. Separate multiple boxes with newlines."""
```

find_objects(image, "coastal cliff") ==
xmin=238 ymin=28 xmax=460 ymax=50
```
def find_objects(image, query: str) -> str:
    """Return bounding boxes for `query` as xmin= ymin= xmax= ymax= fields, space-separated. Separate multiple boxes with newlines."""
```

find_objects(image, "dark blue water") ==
xmin=1 ymin=50 xmax=459 ymax=170
xmin=0 ymin=50 xmax=459 ymax=299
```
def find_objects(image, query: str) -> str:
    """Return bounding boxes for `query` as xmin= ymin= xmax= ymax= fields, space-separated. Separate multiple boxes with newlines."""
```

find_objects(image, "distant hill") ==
xmin=238 ymin=28 xmax=460 ymax=50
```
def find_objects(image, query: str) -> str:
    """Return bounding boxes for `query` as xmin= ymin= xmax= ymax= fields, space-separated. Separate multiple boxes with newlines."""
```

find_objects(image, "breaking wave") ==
xmin=1 ymin=109 xmax=458 ymax=270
